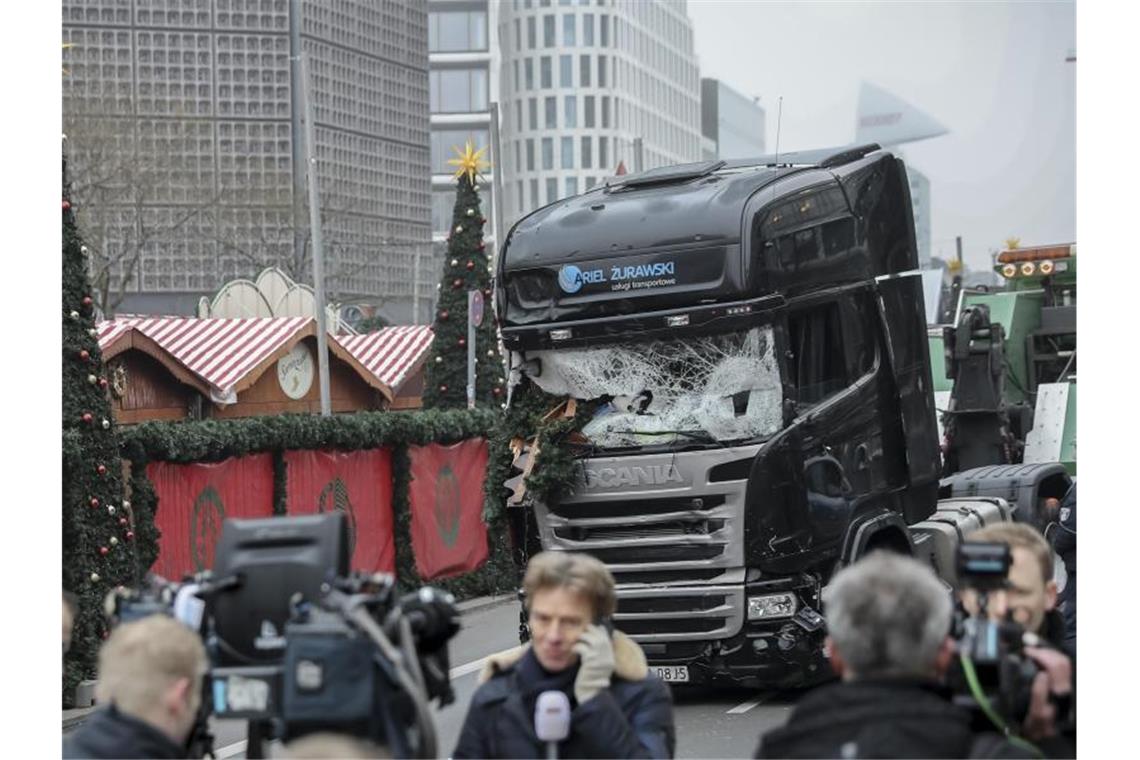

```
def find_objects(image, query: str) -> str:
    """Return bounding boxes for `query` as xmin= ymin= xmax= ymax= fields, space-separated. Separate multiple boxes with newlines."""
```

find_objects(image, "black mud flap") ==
xmin=876 ymin=273 xmax=941 ymax=491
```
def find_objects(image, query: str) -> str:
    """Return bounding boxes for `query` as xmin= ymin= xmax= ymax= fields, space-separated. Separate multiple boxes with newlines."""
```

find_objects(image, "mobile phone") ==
xmin=595 ymin=615 xmax=615 ymax=637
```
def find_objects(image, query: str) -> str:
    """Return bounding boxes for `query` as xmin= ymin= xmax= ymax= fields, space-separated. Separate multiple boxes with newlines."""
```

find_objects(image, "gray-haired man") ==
xmin=756 ymin=552 xmax=1031 ymax=759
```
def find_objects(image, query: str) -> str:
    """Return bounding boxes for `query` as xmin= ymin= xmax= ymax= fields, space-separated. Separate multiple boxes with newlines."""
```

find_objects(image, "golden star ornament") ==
xmin=447 ymin=140 xmax=490 ymax=185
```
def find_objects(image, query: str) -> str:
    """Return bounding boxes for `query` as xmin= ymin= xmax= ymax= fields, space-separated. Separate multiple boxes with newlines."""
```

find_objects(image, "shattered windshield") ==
xmin=523 ymin=326 xmax=784 ymax=448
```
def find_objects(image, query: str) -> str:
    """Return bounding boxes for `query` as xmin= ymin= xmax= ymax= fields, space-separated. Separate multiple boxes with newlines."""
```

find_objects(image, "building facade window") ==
xmin=430 ymin=68 xmax=488 ymax=113
xmin=601 ymin=95 xmax=610 ymax=127
xmin=600 ymin=14 xmax=609 ymax=46
xmin=545 ymin=96 xmax=557 ymax=127
xmin=583 ymin=13 xmax=594 ymax=45
xmin=527 ymin=138 xmax=535 ymax=171
xmin=564 ymin=95 xmax=577 ymax=127
xmin=542 ymin=137 xmax=554 ymax=169
xmin=516 ymin=100 xmax=523 ymax=130
xmin=531 ymin=178 xmax=540 ymax=207
xmin=561 ymin=135 xmax=574 ymax=168
xmin=581 ymin=135 xmax=592 ymax=168
xmin=429 ymin=11 xmax=488 ymax=52
xmin=565 ymin=176 xmax=579 ymax=196
xmin=540 ymin=56 xmax=552 ymax=88
xmin=529 ymin=97 xmax=538 ymax=129
xmin=527 ymin=16 xmax=536 ymax=48
xmin=560 ymin=54 xmax=573 ymax=87
xmin=584 ymin=95 xmax=595 ymax=127
xmin=514 ymin=18 xmax=521 ymax=51
xmin=543 ymin=15 xmax=555 ymax=46
xmin=580 ymin=54 xmax=591 ymax=86
xmin=525 ymin=58 xmax=534 ymax=89
xmin=599 ymin=135 xmax=608 ymax=170
xmin=598 ymin=55 xmax=607 ymax=87
xmin=431 ymin=129 xmax=489 ymax=173
xmin=562 ymin=14 xmax=576 ymax=46
xmin=547 ymin=177 xmax=558 ymax=203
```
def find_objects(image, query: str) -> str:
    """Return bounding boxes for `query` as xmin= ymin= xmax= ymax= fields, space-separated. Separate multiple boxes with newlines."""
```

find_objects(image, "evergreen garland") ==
xmin=62 ymin=152 xmax=141 ymax=706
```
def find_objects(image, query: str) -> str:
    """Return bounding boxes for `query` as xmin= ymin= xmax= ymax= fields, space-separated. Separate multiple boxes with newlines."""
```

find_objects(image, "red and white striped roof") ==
xmin=333 ymin=325 xmax=434 ymax=390
xmin=98 ymin=316 xmax=311 ymax=402
xmin=97 ymin=317 xmax=434 ymax=402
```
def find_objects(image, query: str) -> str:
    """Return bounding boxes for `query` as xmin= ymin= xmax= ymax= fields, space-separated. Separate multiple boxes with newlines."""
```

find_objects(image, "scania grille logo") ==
xmin=582 ymin=464 xmax=685 ymax=489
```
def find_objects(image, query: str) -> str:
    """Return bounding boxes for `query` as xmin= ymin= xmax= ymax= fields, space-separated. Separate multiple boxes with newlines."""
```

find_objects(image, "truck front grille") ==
xmin=534 ymin=445 xmax=760 ymax=642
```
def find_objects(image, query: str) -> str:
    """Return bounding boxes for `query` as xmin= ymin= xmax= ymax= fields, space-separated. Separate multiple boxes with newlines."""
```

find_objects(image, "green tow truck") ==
xmin=932 ymin=243 xmax=1076 ymax=477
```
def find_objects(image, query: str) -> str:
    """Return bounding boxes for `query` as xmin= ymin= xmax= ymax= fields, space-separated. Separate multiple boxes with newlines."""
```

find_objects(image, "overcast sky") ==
xmin=687 ymin=1 xmax=1076 ymax=270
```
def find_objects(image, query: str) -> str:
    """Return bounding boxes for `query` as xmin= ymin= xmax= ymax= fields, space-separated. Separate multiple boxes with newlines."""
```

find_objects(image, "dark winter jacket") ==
xmin=62 ymin=703 xmax=187 ymax=759
xmin=1049 ymin=483 xmax=1076 ymax=654
xmin=755 ymin=679 xmax=1032 ymax=759
xmin=453 ymin=631 xmax=675 ymax=759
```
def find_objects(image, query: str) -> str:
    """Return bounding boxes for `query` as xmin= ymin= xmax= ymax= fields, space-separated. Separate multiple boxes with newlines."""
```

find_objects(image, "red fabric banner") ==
xmin=146 ymin=454 xmax=274 ymax=580
xmin=283 ymin=448 xmax=395 ymax=574
xmin=408 ymin=438 xmax=489 ymax=580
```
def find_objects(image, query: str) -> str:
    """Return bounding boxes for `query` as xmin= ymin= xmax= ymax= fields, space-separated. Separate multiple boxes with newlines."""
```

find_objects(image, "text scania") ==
xmin=582 ymin=464 xmax=686 ymax=489
xmin=610 ymin=262 xmax=675 ymax=281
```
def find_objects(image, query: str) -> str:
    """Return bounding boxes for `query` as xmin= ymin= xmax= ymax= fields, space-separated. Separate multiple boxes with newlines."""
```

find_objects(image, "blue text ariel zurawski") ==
xmin=609 ymin=261 xmax=676 ymax=281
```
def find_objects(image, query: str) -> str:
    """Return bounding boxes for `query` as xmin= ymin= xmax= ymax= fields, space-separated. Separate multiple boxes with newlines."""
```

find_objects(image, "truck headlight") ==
xmin=747 ymin=593 xmax=798 ymax=620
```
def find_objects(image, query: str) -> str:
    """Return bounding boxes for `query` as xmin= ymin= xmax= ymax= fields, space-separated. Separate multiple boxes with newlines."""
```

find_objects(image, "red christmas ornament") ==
xmin=90 ymin=497 xmax=100 ymax=508
xmin=79 ymin=350 xmax=90 ymax=362
xmin=452 ymin=278 xmax=463 ymax=289
xmin=483 ymin=288 xmax=492 ymax=297
xmin=478 ymin=242 xmax=486 ymax=251
xmin=466 ymin=260 xmax=475 ymax=270
xmin=99 ymin=546 xmax=109 ymax=556
xmin=119 ymin=518 xmax=128 ymax=527
xmin=458 ymin=338 xmax=466 ymax=347
xmin=97 ymin=464 xmax=107 ymax=476
xmin=99 ymin=377 xmax=109 ymax=389
xmin=493 ymin=386 xmax=503 ymax=396
xmin=81 ymin=412 xmax=93 ymax=424
xmin=62 ymin=200 xmax=71 ymax=210
xmin=82 ymin=296 xmax=93 ymax=308
xmin=126 ymin=531 xmax=135 ymax=541
xmin=439 ymin=310 xmax=449 ymax=321
xmin=439 ymin=384 xmax=448 ymax=393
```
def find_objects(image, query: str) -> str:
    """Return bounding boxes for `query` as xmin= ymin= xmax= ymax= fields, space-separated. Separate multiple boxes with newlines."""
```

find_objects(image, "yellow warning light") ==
xmin=1020 ymin=261 xmax=1036 ymax=277
xmin=1001 ymin=263 xmax=1018 ymax=279
xmin=1038 ymin=260 xmax=1055 ymax=276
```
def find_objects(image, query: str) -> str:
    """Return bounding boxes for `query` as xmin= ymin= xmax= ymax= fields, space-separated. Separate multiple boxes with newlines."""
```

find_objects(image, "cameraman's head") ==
xmin=523 ymin=552 xmax=616 ymax=672
xmin=960 ymin=523 xmax=1057 ymax=634
xmin=94 ymin=614 xmax=207 ymax=746
xmin=824 ymin=551 xmax=955 ymax=681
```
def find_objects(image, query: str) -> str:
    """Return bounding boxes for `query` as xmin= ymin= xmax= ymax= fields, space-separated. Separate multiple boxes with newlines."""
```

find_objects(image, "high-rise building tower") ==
xmin=426 ymin=0 xmax=497 ymax=325
xmin=62 ymin=0 xmax=432 ymax=322
xmin=496 ymin=0 xmax=703 ymax=228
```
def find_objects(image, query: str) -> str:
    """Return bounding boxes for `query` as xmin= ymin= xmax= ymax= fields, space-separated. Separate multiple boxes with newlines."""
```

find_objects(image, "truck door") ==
xmin=783 ymin=288 xmax=882 ymax=550
xmin=875 ymin=272 xmax=942 ymax=514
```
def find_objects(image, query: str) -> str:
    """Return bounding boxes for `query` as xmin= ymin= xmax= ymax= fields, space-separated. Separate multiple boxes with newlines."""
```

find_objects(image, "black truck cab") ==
xmin=496 ymin=146 xmax=943 ymax=687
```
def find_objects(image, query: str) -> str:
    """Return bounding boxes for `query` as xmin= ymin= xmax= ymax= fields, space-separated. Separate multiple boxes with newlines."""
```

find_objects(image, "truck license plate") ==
xmin=652 ymin=665 xmax=690 ymax=683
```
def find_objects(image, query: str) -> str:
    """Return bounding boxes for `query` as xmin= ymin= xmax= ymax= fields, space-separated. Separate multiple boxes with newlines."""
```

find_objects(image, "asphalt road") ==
xmin=198 ymin=598 xmax=799 ymax=758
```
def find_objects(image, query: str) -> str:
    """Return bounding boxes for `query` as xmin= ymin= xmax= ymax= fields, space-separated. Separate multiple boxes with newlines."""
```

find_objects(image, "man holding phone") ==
xmin=454 ymin=552 xmax=675 ymax=758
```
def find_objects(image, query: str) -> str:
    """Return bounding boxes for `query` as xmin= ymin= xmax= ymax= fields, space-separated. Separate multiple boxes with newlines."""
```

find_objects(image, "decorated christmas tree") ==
xmin=62 ymin=150 xmax=142 ymax=705
xmin=422 ymin=141 xmax=506 ymax=409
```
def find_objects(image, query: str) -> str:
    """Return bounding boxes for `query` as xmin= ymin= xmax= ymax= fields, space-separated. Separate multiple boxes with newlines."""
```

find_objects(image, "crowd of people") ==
xmin=62 ymin=487 xmax=1076 ymax=759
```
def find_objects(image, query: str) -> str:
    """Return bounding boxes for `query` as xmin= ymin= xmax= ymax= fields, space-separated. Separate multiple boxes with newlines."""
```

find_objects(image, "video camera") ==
xmin=107 ymin=512 xmax=460 ymax=759
xmin=948 ymin=541 xmax=1039 ymax=731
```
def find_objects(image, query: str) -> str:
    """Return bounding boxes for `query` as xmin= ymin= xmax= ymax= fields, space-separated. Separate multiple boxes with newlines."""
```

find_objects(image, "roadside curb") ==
xmin=456 ymin=592 xmax=516 ymax=614
xmin=63 ymin=706 xmax=96 ymax=731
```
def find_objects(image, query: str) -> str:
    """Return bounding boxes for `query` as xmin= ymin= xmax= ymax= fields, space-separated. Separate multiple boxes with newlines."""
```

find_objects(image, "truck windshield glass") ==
xmin=524 ymin=326 xmax=783 ymax=448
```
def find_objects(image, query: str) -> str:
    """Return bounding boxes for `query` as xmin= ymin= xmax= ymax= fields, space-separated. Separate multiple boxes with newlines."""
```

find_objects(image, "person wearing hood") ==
xmin=453 ymin=551 xmax=675 ymax=759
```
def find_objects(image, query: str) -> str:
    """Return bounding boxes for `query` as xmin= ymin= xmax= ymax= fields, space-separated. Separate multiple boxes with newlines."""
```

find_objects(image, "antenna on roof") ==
xmin=774 ymin=96 xmax=784 ymax=165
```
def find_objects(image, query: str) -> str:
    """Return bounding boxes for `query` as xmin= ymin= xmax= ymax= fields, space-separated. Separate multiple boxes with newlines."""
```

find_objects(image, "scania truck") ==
xmin=494 ymin=145 xmax=1015 ymax=687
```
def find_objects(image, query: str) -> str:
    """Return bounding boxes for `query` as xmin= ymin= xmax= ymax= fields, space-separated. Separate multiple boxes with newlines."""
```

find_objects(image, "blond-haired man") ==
xmin=63 ymin=614 xmax=207 ymax=759
xmin=454 ymin=552 xmax=675 ymax=758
